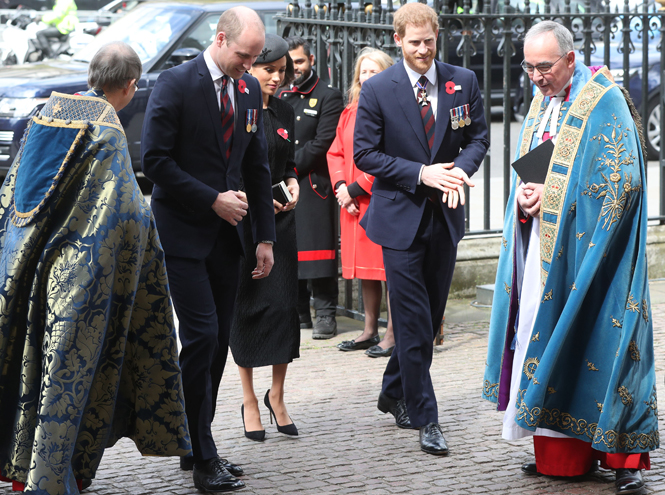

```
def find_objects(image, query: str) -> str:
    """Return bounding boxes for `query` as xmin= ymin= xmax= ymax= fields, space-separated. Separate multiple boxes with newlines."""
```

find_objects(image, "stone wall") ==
xmin=449 ymin=224 xmax=665 ymax=299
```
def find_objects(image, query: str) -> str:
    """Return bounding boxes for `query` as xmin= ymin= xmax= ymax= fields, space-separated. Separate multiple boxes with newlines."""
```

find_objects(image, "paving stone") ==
xmin=5 ymin=286 xmax=665 ymax=494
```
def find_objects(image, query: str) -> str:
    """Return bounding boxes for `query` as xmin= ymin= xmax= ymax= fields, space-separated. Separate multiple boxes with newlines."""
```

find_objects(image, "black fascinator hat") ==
xmin=254 ymin=33 xmax=295 ymax=87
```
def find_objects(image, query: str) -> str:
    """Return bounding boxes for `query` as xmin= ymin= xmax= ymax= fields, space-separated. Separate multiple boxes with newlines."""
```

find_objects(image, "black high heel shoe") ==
xmin=264 ymin=389 xmax=298 ymax=436
xmin=241 ymin=404 xmax=265 ymax=441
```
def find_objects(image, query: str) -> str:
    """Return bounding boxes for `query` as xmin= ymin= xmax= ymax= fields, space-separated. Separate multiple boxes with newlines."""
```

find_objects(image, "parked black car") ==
xmin=0 ymin=0 xmax=285 ymax=184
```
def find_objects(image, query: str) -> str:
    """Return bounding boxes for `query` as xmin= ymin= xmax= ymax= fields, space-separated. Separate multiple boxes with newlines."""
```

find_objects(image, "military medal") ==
xmin=416 ymin=79 xmax=429 ymax=107
xmin=463 ymin=104 xmax=471 ymax=126
xmin=450 ymin=107 xmax=459 ymax=130
xmin=246 ymin=109 xmax=258 ymax=133
xmin=457 ymin=106 xmax=465 ymax=128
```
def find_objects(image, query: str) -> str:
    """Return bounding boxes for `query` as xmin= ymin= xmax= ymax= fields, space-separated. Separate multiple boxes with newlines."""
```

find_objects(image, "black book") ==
xmin=272 ymin=181 xmax=293 ymax=205
xmin=511 ymin=139 xmax=554 ymax=184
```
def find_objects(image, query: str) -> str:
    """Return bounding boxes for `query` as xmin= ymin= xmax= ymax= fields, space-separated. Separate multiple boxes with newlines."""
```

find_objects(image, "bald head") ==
xmin=88 ymin=41 xmax=142 ymax=91
xmin=216 ymin=6 xmax=265 ymax=45
xmin=210 ymin=6 xmax=265 ymax=80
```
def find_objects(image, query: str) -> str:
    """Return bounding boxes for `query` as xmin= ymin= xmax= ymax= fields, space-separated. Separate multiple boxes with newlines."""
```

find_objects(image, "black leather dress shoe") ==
xmin=365 ymin=344 xmax=394 ymax=358
xmin=377 ymin=392 xmax=413 ymax=429
xmin=338 ymin=335 xmax=380 ymax=351
xmin=419 ymin=423 xmax=449 ymax=455
xmin=615 ymin=468 xmax=644 ymax=494
xmin=193 ymin=457 xmax=245 ymax=493
xmin=521 ymin=462 xmax=538 ymax=475
xmin=181 ymin=456 xmax=244 ymax=477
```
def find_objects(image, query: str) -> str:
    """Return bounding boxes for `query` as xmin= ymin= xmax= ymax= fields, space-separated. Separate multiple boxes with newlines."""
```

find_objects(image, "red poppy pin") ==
xmin=445 ymin=81 xmax=456 ymax=94
xmin=237 ymin=79 xmax=248 ymax=94
xmin=277 ymin=128 xmax=290 ymax=141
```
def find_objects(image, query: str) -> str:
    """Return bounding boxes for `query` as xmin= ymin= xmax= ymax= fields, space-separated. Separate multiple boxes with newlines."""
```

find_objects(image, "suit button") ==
xmin=300 ymin=95 xmax=305 ymax=99
xmin=295 ymin=139 xmax=299 ymax=144
xmin=296 ymin=116 xmax=301 ymax=121
xmin=312 ymin=184 xmax=317 ymax=189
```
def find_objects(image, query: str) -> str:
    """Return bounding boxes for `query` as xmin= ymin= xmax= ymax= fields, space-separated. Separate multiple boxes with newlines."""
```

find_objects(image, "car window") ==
xmin=73 ymin=5 xmax=198 ymax=64
xmin=175 ymin=13 xmax=219 ymax=52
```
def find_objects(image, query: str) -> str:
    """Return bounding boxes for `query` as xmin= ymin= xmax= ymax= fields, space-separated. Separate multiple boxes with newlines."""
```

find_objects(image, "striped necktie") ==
xmin=418 ymin=75 xmax=435 ymax=150
xmin=220 ymin=75 xmax=234 ymax=160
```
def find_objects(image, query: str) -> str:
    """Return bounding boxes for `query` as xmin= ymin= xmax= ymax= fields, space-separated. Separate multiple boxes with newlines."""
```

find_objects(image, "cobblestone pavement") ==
xmin=5 ymin=283 xmax=665 ymax=495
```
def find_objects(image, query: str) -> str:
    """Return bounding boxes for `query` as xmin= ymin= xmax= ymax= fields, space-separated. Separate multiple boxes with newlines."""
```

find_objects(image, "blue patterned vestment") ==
xmin=482 ymin=64 xmax=658 ymax=454
xmin=0 ymin=90 xmax=191 ymax=495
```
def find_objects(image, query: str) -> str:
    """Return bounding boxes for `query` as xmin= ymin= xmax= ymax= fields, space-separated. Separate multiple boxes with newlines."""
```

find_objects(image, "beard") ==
xmin=402 ymin=49 xmax=435 ymax=74
xmin=293 ymin=67 xmax=312 ymax=87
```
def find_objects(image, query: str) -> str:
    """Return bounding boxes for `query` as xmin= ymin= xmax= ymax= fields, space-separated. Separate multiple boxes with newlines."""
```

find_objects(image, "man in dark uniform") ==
xmin=278 ymin=36 xmax=344 ymax=339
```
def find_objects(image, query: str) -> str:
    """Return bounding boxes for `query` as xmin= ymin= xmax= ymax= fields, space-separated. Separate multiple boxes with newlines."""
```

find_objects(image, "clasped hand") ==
xmin=212 ymin=190 xmax=248 ymax=226
xmin=517 ymin=182 xmax=544 ymax=218
xmin=420 ymin=162 xmax=475 ymax=209
xmin=336 ymin=184 xmax=359 ymax=216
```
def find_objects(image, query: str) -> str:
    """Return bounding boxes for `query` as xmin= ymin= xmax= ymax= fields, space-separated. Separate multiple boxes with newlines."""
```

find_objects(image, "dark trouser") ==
xmin=36 ymin=27 xmax=65 ymax=58
xmin=297 ymin=277 xmax=338 ymax=317
xmin=380 ymin=202 xmax=456 ymax=428
xmin=165 ymin=233 xmax=241 ymax=462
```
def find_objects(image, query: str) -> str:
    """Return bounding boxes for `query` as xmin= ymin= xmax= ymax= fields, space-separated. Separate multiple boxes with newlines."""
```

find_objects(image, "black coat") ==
xmin=231 ymin=96 xmax=300 ymax=367
xmin=278 ymin=71 xmax=344 ymax=279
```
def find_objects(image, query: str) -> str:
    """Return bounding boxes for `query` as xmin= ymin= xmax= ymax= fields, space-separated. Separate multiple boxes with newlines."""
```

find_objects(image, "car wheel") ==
xmin=645 ymin=96 xmax=661 ymax=161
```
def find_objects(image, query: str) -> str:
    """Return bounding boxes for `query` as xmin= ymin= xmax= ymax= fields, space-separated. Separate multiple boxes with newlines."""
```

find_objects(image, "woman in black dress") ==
xmin=230 ymin=34 xmax=300 ymax=441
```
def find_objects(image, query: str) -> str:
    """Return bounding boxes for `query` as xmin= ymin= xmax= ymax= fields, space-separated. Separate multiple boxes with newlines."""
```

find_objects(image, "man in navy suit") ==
xmin=141 ymin=6 xmax=276 ymax=493
xmin=354 ymin=2 xmax=489 ymax=455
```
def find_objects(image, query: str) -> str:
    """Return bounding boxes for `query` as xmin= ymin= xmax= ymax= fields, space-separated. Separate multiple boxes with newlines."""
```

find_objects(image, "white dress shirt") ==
xmin=404 ymin=62 xmax=438 ymax=119
xmin=204 ymin=47 xmax=235 ymax=113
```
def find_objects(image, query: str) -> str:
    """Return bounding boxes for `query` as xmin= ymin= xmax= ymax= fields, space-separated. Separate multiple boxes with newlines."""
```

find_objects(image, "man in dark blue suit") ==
xmin=141 ymin=6 xmax=276 ymax=493
xmin=354 ymin=2 xmax=489 ymax=455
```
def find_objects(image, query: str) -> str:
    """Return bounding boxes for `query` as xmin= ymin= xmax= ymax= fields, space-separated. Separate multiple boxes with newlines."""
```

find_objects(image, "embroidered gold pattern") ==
xmin=596 ymin=401 xmax=604 ymax=413
xmin=612 ymin=316 xmax=622 ymax=328
xmin=532 ymin=71 xmax=620 ymax=290
xmin=644 ymin=387 xmax=658 ymax=417
xmin=504 ymin=282 xmax=511 ymax=295
xmin=531 ymin=332 xmax=540 ymax=342
xmin=570 ymin=283 xmax=577 ymax=291
xmin=483 ymin=380 xmax=499 ymax=398
xmin=586 ymin=360 xmax=599 ymax=371
xmin=516 ymin=388 xmax=659 ymax=450
xmin=626 ymin=294 xmax=639 ymax=312
xmin=642 ymin=299 xmax=649 ymax=323
xmin=547 ymin=387 xmax=556 ymax=394
xmin=589 ymin=242 xmax=595 ymax=248
xmin=533 ymin=377 xmax=540 ymax=385
xmin=542 ymin=290 xmax=553 ymax=303
xmin=523 ymin=357 xmax=539 ymax=380
xmin=569 ymin=201 xmax=576 ymax=213
xmin=502 ymin=237 xmax=507 ymax=249
xmin=576 ymin=232 xmax=586 ymax=240
xmin=618 ymin=386 xmax=633 ymax=406
xmin=629 ymin=341 xmax=641 ymax=361
xmin=557 ymin=247 xmax=564 ymax=260
xmin=584 ymin=117 xmax=642 ymax=230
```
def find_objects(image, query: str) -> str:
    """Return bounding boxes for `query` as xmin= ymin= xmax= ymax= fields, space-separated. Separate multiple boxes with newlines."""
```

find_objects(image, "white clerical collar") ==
xmin=404 ymin=61 xmax=437 ymax=89
xmin=204 ymin=47 xmax=232 ymax=83
xmin=536 ymin=75 xmax=573 ymax=143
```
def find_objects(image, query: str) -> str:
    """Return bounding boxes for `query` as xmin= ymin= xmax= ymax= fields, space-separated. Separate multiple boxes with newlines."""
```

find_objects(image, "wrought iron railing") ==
xmin=276 ymin=0 xmax=665 ymax=236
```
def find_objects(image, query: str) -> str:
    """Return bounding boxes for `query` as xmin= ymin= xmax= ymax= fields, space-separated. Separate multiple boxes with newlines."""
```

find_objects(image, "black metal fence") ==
xmin=276 ymin=0 xmax=665 ymax=235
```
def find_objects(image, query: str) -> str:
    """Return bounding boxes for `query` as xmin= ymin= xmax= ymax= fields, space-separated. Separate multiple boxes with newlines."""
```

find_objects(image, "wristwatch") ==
xmin=260 ymin=240 xmax=274 ymax=245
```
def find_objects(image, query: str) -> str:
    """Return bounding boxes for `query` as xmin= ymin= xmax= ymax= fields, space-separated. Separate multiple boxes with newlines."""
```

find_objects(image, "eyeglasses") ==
xmin=133 ymin=82 xmax=139 ymax=91
xmin=521 ymin=53 xmax=567 ymax=75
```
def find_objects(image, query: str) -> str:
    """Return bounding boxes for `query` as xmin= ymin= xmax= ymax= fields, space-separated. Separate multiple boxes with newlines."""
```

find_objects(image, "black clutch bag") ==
xmin=272 ymin=181 xmax=293 ymax=205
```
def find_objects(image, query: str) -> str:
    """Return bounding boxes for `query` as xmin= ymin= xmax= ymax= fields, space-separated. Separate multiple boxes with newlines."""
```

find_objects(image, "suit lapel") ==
xmin=430 ymin=60 xmax=456 ymax=160
xmin=196 ymin=54 xmax=228 ymax=166
xmin=393 ymin=62 xmax=430 ymax=156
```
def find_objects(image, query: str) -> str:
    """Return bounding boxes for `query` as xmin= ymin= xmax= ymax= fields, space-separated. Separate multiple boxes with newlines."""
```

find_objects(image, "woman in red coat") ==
xmin=328 ymin=48 xmax=396 ymax=357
